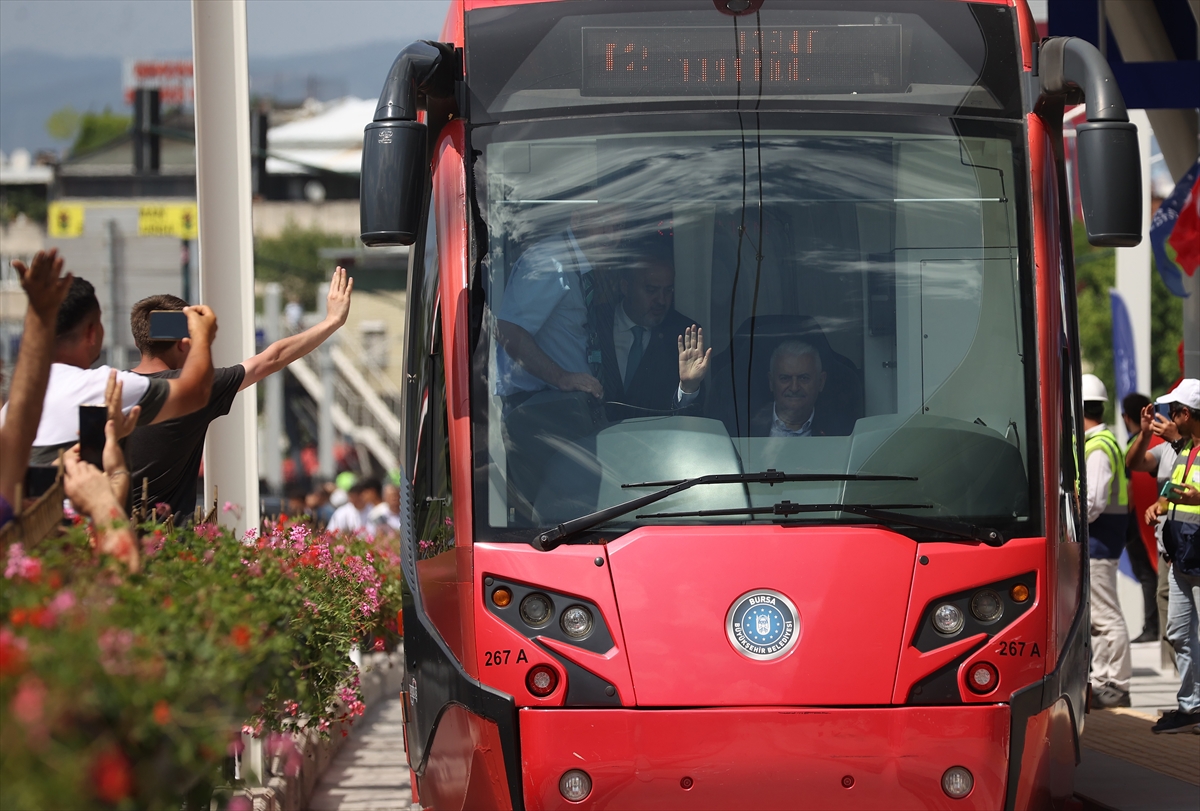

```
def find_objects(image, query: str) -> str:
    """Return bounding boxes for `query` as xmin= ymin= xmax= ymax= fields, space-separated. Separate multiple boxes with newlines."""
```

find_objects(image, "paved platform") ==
xmin=308 ymin=698 xmax=414 ymax=811
xmin=1073 ymin=572 xmax=1200 ymax=811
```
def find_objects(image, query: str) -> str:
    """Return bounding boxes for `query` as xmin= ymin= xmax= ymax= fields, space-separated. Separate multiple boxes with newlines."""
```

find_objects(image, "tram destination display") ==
xmin=581 ymin=25 xmax=902 ymax=97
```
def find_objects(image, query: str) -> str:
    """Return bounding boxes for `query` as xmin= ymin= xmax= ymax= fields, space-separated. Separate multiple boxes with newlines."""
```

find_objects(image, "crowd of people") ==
xmin=0 ymin=249 xmax=390 ymax=563
xmin=1080 ymin=372 xmax=1200 ymax=735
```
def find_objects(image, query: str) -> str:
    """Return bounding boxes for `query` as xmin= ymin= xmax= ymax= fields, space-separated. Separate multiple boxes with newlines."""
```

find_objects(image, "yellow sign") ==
xmin=47 ymin=203 xmax=85 ymax=238
xmin=138 ymin=204 xmax=198 ymax=239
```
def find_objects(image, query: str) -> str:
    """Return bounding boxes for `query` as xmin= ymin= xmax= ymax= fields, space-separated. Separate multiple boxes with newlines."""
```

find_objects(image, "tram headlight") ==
xmin=932 ymin=603 xmax=965 ymax=635
xmin=559 ymin=769 xmax=592 ymax=802
xmin=941 ymin=766 xmax=974 ymax=799
xmin=520 ymin=593 xmax=554 ymax=628
xmin=560 ymin=605 xmax=594 ymax=639
xmin=970 ymin=590 xmax=1003 ymax=623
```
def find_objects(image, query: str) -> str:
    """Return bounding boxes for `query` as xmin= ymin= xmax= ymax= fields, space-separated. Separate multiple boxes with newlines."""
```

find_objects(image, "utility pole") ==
xmin=192 ymin=0 xmax=260 ymax=535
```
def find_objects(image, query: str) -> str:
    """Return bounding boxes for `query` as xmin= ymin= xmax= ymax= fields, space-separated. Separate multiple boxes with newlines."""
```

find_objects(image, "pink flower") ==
xmin=154 ymin=502 xmax=173 ymax=518
xmin=47 ymin=590 xmax=76 ymax=618
xmin=223 ymin=501 xmax=243 ymax=519
xmin=98 ymin=628 xmax=135 ymax=675
xmin=242 ymin=529 xmax=258 ymax=543
xmin=4 ymin=544 xmax=41 ymax=581
xmin=227 ymin=798 xmax=252 ymax=811
xmin=194 ymin=523 xmax=222 ymax=542
xmin=11 ymin=675 xmax=47 ymax=726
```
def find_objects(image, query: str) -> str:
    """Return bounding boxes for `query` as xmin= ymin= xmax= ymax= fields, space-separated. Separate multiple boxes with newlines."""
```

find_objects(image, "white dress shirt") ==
xmin=769 ymin=405 xmax=815 ymax=438
xmin=611 ymin=304 xmax=699 ymax=406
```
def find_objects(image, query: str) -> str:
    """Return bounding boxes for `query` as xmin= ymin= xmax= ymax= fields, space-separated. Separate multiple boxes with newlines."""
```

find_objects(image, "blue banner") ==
xmin=1110 ymin=289 xmax=1138 ymax=407
xmin=1150 ymin=160 xmax=1200 ymax=298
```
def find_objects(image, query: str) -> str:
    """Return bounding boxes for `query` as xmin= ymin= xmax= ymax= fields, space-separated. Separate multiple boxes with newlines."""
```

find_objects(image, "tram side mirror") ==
xmin=360 ymin=120 xmax=427 ymax=247
xmin=1076 ymin=121 xmax=1142 ymax=248
xmin=1039 ymin=37 xmax=1142 ymax=248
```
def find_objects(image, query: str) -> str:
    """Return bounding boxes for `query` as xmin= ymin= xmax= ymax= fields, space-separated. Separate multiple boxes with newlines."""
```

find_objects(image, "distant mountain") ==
xmin=0 ymin=51 xmax=127 ymax=156
xmin=0 ymin=38 xmax=432 ymax=155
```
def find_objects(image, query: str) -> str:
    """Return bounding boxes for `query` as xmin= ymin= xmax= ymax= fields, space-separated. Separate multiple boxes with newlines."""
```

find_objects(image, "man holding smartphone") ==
xmin=1144 ymin=379 xmax=1200 ymax=734
xmin=124 ymin=267 xmax=353 ymax=518
xmin=4 ymin=276 xmax=217 ymax=465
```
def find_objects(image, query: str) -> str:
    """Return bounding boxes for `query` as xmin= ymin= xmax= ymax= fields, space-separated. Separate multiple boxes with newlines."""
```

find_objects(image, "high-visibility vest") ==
xmin=1085 ymin=428 xmax=1127 ymax=513
xmin=1167 ymin=440 xmax=1200 ymax=525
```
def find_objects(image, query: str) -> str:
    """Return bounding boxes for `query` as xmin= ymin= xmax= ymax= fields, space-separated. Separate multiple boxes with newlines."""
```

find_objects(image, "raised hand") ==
xmin=13 ymin=249 xmax=72 ymax=321
xmin=677 ymin=325 xmax=711 ymax=394
xmin=104 ymin=370 xmax=141 ymax=441
xmin=325 ymin=266 xmax=354 ymax=327
xmin=1140 ymin=403 xmax=1155 ymax=435
xmin=184 ymin=304 xmax=218 ymax=345
xmin=1151 ymin=413 xmax=1181 ymax=442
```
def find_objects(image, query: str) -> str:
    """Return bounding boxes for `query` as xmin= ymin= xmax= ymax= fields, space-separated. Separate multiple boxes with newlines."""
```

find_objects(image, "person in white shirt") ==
xmin=1081 ymin=373 xmax=1132 ymax=709
xmin=370 ymin=482 xmax=404 ymax=533
xmin=1 ymin=275 xmax=217 ymax=465
xmin=327 ymin=478 xmax=382 ymax=536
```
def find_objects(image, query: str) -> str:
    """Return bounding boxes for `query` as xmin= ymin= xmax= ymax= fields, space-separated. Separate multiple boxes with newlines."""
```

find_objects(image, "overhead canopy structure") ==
xmin=265 ymin=97 xmax=375 ymax=176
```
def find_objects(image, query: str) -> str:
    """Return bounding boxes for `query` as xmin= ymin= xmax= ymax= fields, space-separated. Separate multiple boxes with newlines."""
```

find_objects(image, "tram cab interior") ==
xmin=473 ymin=126 xmax=1035 ymax=543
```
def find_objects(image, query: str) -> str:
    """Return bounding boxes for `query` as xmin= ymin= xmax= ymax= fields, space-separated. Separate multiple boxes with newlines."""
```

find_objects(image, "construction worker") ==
xmin=1082 ymin=373 xmax=1132 ymax=708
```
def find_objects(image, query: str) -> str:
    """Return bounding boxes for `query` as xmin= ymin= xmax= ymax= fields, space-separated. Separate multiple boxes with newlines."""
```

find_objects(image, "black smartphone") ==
xmin=149 ymin=310 xmax=189 ymax=341
xmin=23 ymin=466 xmax=59 ymax=499
xmin=79 ymin=404 xmax=107 ymax=469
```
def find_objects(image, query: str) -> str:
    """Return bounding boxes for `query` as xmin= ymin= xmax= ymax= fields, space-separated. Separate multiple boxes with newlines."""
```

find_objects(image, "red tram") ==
xmin=359 ymin=1 xmax=1143 ymax=807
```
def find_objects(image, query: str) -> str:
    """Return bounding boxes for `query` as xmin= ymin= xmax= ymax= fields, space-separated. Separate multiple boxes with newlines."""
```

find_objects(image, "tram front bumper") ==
xmin=519 ymin=705 xmax=1009 ymax=810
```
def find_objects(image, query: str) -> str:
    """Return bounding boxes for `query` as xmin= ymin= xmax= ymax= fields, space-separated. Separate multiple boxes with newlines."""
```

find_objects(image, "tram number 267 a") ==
xmin=484 ymin=649 xmax=529 ymax=666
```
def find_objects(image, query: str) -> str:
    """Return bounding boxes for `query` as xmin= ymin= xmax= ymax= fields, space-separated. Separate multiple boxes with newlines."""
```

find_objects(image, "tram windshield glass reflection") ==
xmin=469 ymin=114 xmax=1035 ymax=544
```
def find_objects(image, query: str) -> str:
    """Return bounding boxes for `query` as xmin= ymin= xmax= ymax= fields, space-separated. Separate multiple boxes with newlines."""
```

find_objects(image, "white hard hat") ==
xmin=1081 ymin=374 xmax=1108 ymax=403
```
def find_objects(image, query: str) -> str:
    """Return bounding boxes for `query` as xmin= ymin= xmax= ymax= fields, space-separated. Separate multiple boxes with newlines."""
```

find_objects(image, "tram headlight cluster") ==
xmin=918 ymin=575 xmax=1035 ymax=646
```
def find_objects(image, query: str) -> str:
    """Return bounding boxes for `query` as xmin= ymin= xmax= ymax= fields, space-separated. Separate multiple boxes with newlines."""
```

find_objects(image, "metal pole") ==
xmin=192 ymin=0 xmax=260 ymax=535
xmin=263 ymin=283 xmax=284 ymax=495
xmin=317 ymin=281 xmax=335 ymax=480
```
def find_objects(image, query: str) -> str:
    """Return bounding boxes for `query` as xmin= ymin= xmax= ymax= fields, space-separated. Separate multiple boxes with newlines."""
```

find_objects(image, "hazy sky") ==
xmin=0 ymin=0 xmax=451 ymax=58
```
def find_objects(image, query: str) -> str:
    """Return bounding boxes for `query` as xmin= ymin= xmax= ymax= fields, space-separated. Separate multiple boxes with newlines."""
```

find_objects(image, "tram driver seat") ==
xmin=706 ymin=314 xmax=865 ymax=437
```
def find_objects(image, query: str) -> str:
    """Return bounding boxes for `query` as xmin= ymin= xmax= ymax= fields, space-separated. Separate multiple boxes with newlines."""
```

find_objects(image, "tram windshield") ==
xmin=463 ymin=1 xmax=1034 ymax=545
xmin=469 ymin=113 xmax=1035 ymax=544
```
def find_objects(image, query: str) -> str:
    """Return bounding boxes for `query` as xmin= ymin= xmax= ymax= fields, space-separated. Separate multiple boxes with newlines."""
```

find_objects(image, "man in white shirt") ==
xmin=370 ymin=482 xmax=404 ymax=533
xmin=1081 ymin=374 xmax=1132 ymax=708
xmin=2 ymin=276 xmax=216 ymax=464
xmin=327 ymin=478 xmax=381 ymax=536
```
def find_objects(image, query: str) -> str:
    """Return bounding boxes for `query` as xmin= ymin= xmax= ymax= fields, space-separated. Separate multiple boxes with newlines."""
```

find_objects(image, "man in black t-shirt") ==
xmin=124 ymin=268 xmax=354 ymax=517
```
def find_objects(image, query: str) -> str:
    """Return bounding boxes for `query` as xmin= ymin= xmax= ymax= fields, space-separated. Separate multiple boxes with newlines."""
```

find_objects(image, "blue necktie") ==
xmin=625 ymin=326 xmax=645 ymax=390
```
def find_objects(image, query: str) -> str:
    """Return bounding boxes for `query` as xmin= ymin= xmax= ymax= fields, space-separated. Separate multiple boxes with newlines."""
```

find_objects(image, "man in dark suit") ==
xmin=750 ymin=341 xmax=855 ymax=437
xmin=595 ymin=258 xmax=710 ymax=420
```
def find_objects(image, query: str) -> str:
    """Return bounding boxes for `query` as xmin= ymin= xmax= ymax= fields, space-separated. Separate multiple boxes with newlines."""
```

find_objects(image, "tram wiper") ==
xmin=531 ymin=469 xmax=914 ymax=551
xmin=636 ymin=501 xmax=1004 ymax=547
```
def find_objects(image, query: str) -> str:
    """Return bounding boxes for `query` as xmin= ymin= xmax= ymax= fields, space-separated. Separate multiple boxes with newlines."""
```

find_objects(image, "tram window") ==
xmin=412 ymin=311 xmax=455 ymax=561
xmin=471 ymin=118 xmax=1035 ymax=542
